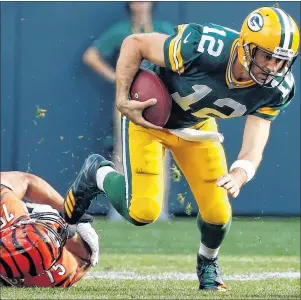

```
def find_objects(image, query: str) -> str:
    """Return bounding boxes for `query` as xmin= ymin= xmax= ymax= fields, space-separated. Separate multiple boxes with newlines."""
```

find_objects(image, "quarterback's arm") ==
xmin=217 ymin=115 xmax=271 ymax=197
xmin=83 ymin=47 xmax=116 ymax=83
xmin=0 ymin=171 xmax=64 ymax=211
xmin=234 ymin=115 xmax=271 ymax=182
xmin=115 ymin=33 xmax=168 ymax=129
xmin=116 ymin=33 xmax=167 ymax=103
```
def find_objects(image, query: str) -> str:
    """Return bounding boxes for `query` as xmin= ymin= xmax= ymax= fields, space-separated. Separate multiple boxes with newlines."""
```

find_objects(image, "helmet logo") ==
xmin=247 ymin=13 xmax=264 ymax=32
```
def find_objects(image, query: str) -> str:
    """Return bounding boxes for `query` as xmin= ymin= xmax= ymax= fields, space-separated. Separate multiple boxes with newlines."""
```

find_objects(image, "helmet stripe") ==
xmin=271 ymin=8 xmax=285 ymax=48
xmin=24 ymin=224 xmax=46 ymax=271
xmin=273 ymin=8 xmax=293 ymax=50
xmin=286 ymin=14 xmax=294 ymax=49
xmin=32 ymin=224 xmax=56 ymax=263
xmin=12 ymin=226 xmax=38 ymax=276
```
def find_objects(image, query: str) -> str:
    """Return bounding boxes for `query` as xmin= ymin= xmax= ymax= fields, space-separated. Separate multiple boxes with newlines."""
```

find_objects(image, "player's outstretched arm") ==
xmin=217 ymin=115 xmax=271 ymax=198
xmin=0 ymin=171 xmax=64 ymax=211
xmin=115 ymin=33 xmax=168 ymax=130
xmin=236 ymin=115 xmax=271 ymax=170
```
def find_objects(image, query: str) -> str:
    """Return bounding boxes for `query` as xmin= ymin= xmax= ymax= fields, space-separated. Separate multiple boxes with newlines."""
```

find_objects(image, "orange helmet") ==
xmin=238 ymin=7 xmax=300 ymax=86
xmin=0 ymin=212 xmax=68 ymax=281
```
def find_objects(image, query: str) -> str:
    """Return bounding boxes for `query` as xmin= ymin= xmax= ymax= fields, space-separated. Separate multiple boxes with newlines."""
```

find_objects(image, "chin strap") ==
xmin=0 ymin=275 xmax=23 ymax=287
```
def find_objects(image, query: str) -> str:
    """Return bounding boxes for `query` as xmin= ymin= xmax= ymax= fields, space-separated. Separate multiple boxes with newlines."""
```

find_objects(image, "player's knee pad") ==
xmin=129 ymin=196 xmax=161 ymax=224
xmin=135 ymin=144 xmax=162 ymax=176
xmin=202 ymin=148 xmax=227 ymax=181
xmin=200 ymin=198 xmax=232 ymax=225
xmin=129 ymin=150 xmax=163 ymax=224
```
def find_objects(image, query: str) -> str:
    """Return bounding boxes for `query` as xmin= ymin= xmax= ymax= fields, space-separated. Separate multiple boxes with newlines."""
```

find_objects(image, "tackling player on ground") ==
xmin=63 ymin=7 xmax=300 ymax=290
xmin=0 ymin=171 xmax=99 ymax=287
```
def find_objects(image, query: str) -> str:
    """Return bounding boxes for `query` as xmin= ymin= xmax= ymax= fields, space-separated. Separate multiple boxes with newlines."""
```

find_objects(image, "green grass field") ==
xmin=1 ymin=216 xmax=300 ymax=299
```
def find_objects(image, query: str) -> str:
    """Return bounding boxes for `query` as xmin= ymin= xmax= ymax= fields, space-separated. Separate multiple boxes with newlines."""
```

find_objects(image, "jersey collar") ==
xmin=132 ymin=23 xmax=153 ymax=34
xmin=225 ymin=39 xmax=256 ymax=89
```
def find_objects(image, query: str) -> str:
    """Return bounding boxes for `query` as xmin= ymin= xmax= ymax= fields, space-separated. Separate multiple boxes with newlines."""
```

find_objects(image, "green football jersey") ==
xmin=92 ymin=21 xmax=174 ymax=62
xmin=151 ymin=23 xmax=295 ymax=129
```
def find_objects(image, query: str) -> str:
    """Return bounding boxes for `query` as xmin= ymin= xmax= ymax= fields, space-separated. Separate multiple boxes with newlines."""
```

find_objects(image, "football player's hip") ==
xmin=126 ymin=117 xmax=218 ymax=146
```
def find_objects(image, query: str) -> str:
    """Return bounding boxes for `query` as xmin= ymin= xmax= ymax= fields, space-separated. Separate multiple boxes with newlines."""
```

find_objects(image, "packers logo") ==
xmin=247 ymin=13 xmax=264 ymax=32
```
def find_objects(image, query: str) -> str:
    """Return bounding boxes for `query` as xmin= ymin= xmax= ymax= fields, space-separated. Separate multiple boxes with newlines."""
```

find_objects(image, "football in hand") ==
xmin=130 ymin=69 xmax=172 ymax=127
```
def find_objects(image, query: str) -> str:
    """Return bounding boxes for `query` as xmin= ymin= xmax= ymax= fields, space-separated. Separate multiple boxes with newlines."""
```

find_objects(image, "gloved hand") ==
xmin=76 ymin=222 xmax=99 ymax=266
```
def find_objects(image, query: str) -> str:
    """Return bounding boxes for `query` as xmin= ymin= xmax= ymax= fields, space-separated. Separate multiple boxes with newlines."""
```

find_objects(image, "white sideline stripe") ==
xmin=121 ymin=116 xmax=129 ymax=207
xmin=84 ymin=271 xmax=300 ymax=281
xmin=221 ymin=256 xmax=298 ymax=262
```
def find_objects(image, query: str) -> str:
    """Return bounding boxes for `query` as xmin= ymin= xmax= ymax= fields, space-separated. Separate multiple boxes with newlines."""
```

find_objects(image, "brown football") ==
xmin=130 ymin=69 xmax=172 ymax=127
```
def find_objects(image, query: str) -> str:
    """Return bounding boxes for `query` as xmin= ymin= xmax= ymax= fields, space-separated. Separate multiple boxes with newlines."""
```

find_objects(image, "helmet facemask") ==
xmin=27 ymin=212 xmax=69 ymax=265
xmin=243 ymin=43 xmax=297 ymax=87
xmin=238 ymin=7 xmax=300 ymax=88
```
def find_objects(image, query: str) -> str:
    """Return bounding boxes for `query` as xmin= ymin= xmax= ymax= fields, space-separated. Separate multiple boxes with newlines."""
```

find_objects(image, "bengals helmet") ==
xmin=0 ymin=212 xmax=68 ymax=282
xmin=238 ymin=7 xmax=300 ymax=86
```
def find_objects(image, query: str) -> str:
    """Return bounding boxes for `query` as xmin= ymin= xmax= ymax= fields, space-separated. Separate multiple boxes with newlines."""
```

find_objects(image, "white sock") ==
xmin=96 ymin=166 xmax=115 ymax=192
xmin=199 ymin=242 xmax=220 ymax=259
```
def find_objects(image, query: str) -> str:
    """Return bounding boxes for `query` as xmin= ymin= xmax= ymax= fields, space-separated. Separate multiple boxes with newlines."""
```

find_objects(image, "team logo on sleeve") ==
xmin=247 ymin=13 xmax=264 ymax=32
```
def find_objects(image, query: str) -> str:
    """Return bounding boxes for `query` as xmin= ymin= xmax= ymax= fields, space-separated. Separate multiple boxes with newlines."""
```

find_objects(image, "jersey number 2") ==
xmin=197 ymin=26 xmax=226 ymax=57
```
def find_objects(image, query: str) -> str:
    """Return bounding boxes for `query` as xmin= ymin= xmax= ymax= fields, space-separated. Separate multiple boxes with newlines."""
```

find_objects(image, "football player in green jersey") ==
xmin=63 ymin=7 xmax=300 ymax=291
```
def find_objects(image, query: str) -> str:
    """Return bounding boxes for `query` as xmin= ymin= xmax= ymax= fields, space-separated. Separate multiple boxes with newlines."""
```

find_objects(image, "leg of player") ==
xmin=63 ymin=154 xmax=133 ymax=225
xmin=170 ymin=119 xmax=231 ymax=291
xmin=196 ymin=213 xmax=231 ymax=291
xmin=64 ymin=117 xmax=165 ymax=226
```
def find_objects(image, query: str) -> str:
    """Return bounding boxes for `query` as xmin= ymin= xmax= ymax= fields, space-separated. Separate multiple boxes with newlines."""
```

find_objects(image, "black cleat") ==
xmin=63 ymin=154 xmax=114 ymax=224
xmin=196 ymin=254 xmax=227 ymax=291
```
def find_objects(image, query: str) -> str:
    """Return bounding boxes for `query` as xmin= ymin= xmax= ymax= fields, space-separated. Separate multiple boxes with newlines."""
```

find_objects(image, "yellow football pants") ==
xmin=121 ymin=117 xmax=232 ymax=225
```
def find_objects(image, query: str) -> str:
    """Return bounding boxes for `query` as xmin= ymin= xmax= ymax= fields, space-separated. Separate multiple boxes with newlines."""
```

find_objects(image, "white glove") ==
xmin=76 ymin=223 xmax=99 ymax=267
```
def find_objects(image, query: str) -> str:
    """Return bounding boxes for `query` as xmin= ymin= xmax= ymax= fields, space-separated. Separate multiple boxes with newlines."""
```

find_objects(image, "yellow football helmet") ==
xmin=238 ymin=7 xmax=300 ymax=86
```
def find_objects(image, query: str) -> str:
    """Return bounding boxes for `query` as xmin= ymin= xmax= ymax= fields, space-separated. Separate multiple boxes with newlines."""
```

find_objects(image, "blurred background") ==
xmin=1 ymin=1 xmax=300 ymax=217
